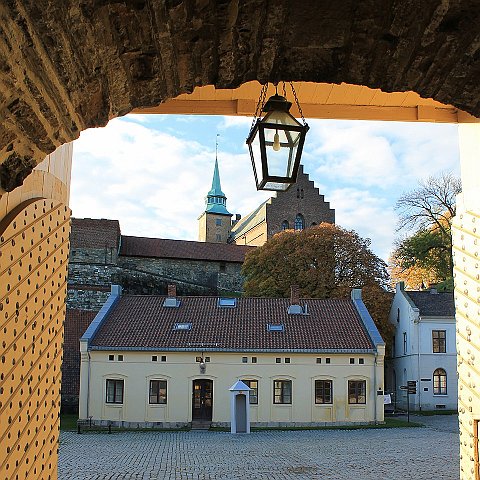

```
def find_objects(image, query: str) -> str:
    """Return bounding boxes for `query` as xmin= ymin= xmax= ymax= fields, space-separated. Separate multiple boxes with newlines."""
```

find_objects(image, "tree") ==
xmin=242 ymin=223 xmax=394 ymax=353
xmin=390 ymin=173 xmax=461 ymax=289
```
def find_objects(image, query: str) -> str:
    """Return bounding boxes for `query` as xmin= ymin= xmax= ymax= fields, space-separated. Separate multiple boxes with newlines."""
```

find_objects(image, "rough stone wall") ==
xmin=266 ymin=166 xmax=335 ymax=239
xmin=1 ymin=1 xmax=480 ymax=191
xmin=116 ymin=255 xmax=244 ymax=296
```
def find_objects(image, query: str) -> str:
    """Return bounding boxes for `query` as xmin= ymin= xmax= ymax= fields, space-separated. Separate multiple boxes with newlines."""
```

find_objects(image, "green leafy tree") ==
xmin=242 ymin=223 xmax=394 ymax=353
xmin=390 ymin=173 xmax=461 ymax=290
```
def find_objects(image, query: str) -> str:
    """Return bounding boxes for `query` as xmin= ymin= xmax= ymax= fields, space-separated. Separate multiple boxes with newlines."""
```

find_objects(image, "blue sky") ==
xmin=70 ymin=114 xmax=460 ymax=262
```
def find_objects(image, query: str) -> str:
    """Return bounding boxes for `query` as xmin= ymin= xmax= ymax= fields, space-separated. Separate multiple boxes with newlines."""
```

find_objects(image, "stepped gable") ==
xmin=120 ymin=236 xmax=253 ymax=263
xmin=70 ymin=218 xmax=121 ymax=249
xmin=89 ymin=296 xmax=374 ymax=351
xmin=405 ymin=291 xmax=455 ymax=317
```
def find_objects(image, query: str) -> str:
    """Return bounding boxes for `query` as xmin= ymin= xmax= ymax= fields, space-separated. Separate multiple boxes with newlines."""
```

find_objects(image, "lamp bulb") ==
xmin=273 ymin=132 xmax=281 ymax=151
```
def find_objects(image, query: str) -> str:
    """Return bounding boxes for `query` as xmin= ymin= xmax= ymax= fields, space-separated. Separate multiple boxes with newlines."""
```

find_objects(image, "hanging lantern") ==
xmin=246 ymin=83 xmax=309 ymax=191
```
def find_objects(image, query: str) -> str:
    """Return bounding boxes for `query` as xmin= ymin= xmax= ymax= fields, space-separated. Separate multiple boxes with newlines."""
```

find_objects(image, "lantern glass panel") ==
xmin=248 ymin=125 xmax=264 ymax=186
xmin=262 ymin=110 xmax=302 ymax=178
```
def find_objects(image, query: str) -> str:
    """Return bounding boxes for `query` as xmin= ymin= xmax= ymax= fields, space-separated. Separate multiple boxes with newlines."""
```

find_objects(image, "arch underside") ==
xmin=0 ymin=0 xmax=480 ymax=191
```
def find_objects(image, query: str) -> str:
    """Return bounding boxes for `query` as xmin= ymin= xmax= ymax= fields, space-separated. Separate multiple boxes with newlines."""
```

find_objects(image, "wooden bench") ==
xmin=77 ymin=417 xmax=112 ymax=434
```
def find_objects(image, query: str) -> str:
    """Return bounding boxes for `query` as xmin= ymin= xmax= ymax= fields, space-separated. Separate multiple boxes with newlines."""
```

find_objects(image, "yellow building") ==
xmin=78 ymin=286 xmax=385 ymax=427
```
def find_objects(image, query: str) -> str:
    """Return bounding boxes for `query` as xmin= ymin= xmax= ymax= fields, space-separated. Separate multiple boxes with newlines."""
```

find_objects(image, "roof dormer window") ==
xmin=267 ymin=324 xmax=284 ymax=332
xmin=218 ymin=298 xmax=237 ymax=307
xmin=173 ymin=322 xmax=192 ymax=331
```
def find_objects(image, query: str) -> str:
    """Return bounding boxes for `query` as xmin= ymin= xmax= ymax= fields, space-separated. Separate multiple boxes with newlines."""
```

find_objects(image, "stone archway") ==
xmin=1 ymin=3 xmax=480 ymax=480
xmin=1 ymin=1 xmax=480 ymax=191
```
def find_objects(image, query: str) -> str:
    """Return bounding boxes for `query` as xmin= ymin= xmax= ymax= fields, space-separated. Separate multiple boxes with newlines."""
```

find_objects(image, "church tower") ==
xmin=198 ymin=158 xmax=233 ymax=243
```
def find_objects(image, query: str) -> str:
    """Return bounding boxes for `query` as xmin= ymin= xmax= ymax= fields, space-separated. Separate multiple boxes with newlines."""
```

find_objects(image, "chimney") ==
xmin=290 ymin=285 xmax=300 ymax=305
xmin=288 ymin=285 xmax=303 ymax=314
xmin=163 ymin=284 xmax=180 ymax=307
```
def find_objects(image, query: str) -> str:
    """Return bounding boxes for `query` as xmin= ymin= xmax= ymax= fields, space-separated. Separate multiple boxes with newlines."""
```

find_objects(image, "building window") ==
xmin=161 ymin=355 xmax=167 ymax=362
xmin=285 ymin=358 xmax=291 ymax=364
xmin=273 ymin=380 xmax=292 ymax=404
xmin=315 ymin=380 xmax=333 ymax=404
xmin=149 ymin=380 xmax=167 ymax=404
xmin=348 ymin=380 xmax=366 ymax=404
xmin=281 ymin=220 xmax=289 ymax=230
xmin=219 ymin=262 xmax=226 ymax=273
xmin=242 ymin=356 xmax=248 ymax=363
xmin=205 ymin=357 xmax=210 ymax=362
xmin=350 ymin=358 xmax=355 ymax=364
xmin=215 ymin=218 xmax=222 ymax=226
xmin=118 ymin=354 xmax=124 ymax=361
xmin=242 ymin=379 xmax=258 ymax=404
xmin=106 ymin=379 xmax=124 ymax=404
xmin=433 ymin=368 xmax=447 ymax=395
xmin=316 ymin=358 xmax=321 ymax=364
xmin=152 ymin=355 xmax=157 ymax=362
xmin=432 ymin=330 xmax=446 ymax=353
xmin=252 ymin=357 xmax=257 ymax=363
xmin=403 ymin=332 xmax=407 ymax=355
xmin=325 ymin=358 xmax=331 ymax=364
xmin=216 ymin=234 xmax=222 ymax=241
xmin=294 ymin=214 xmax=304 ymax=231
xmin=108 ymin=354 xmax=114 ymax=361
xmin=397 ymin=308 xmax=400 ymax=323
xmin=359 ymin=358 xmax=364 ymax=364
xmin=275 ymin=357 xmax=281 ymax=363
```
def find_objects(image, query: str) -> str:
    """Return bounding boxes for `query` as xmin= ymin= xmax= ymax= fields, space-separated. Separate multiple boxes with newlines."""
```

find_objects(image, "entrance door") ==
xmin=192 ymin=379 xmax=213 ymax=421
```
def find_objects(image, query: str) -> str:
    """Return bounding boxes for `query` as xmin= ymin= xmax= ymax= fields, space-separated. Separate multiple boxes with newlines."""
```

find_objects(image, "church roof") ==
xmin=87 ymin=295 xmax=377 ymax=352
xmin=229 ymin=199 xmax=270 ymax=240
xmin=120 ymin=235 xmax=252 ymax=263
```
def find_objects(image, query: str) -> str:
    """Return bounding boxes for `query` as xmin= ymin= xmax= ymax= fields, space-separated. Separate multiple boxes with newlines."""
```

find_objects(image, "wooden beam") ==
xmin=133 ymin=100 xmax=463 ymax=123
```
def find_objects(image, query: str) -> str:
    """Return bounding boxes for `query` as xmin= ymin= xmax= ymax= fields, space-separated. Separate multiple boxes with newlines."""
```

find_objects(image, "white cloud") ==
xmin=70 ymin=114 xmax=461 ymax=263
xmin=326 ymin=187 xmax=397 ymax=261
xmin=220 ymin=116 xmax=252 ymax=129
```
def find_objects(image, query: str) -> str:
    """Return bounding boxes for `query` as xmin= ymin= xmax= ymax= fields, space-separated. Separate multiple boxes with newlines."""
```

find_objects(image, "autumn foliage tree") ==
xmin=242 ymin=223 xmax=394 ymax=353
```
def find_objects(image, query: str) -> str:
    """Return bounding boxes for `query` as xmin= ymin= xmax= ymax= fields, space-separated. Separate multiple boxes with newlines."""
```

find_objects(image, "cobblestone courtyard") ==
xmin=58 ymin=415 xmax=459 ymax=480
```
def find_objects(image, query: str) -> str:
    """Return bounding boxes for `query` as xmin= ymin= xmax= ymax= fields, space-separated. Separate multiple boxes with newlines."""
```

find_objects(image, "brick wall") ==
xmin=266 ymin=165 xmax=335 ymax=238
xmin=62 ymin=309 xmax=98 ymax=411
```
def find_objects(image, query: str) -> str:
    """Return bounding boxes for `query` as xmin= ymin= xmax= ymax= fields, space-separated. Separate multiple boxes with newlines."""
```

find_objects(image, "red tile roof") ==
xmin=90 ymin=296 xmax=374 ymax=351
xmin=70 ymin=218 xmax=121 ymax=249
xmin=120 ymin=236 xmax=253 ymax=263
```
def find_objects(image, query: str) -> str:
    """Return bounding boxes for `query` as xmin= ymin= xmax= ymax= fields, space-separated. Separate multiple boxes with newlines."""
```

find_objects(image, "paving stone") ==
xmin=58 ymin=415 xmax=459 ymax=479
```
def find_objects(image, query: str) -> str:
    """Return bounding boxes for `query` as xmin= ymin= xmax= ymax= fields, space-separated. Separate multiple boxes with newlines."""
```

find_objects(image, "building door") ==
xmin=192 ymin=379 xmax=213 ymax=421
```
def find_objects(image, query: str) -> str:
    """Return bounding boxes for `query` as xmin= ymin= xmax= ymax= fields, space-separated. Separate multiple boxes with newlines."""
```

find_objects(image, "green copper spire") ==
xmin=208 ymin=157 xmax=225 ymax=197
xmin=205 ymin=152 xmax=231 ymax=216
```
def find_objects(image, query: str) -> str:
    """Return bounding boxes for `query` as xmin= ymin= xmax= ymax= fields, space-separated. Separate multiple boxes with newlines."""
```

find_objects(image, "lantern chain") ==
xmin=249 ymin=83 xmax=269 ymax=135
xmin=290 ymin=82 xmax=307 ymax=126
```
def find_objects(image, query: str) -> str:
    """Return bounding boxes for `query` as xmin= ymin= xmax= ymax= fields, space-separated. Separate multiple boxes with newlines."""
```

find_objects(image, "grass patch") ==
xmin=413 ymin=410 xmax=457 ymax=416
xmin=60 ymin=414 xmax=78 ymax=431
xmin=209 ymin=418 xmax=422 ymax=432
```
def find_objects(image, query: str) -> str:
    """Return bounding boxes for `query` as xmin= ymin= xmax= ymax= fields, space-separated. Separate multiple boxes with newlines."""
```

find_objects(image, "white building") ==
xmin=387 ymin=282 xmax=456 ymax=411
xmin=79 ymin=285 xmax=385 ymax=428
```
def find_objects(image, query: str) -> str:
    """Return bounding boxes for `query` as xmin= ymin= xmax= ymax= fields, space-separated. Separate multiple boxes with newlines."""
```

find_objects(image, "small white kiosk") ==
xmin=229 ymin=380 xmax=251 ymax=434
